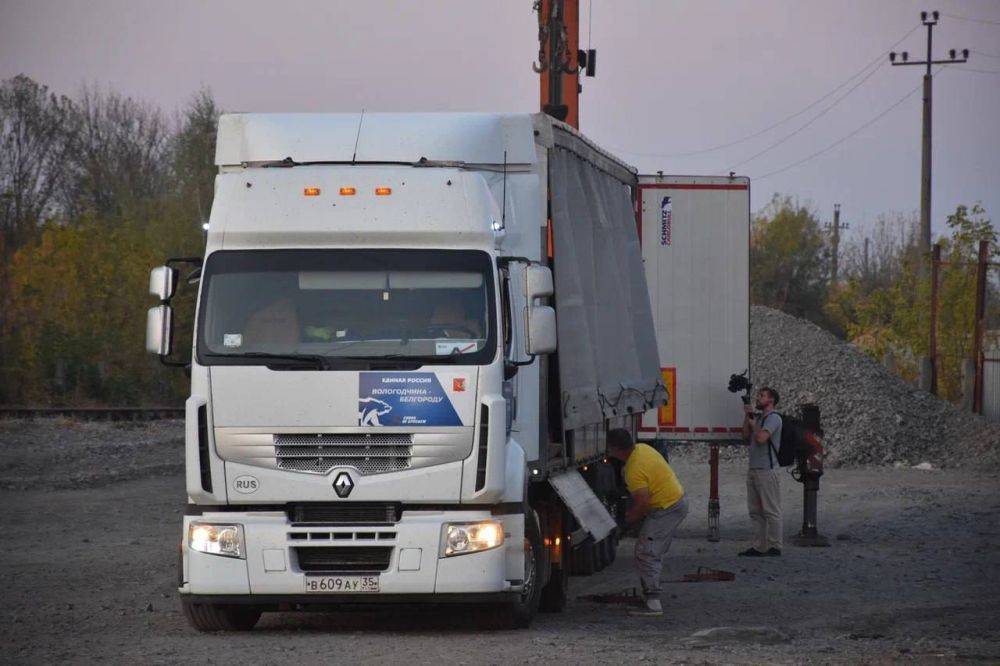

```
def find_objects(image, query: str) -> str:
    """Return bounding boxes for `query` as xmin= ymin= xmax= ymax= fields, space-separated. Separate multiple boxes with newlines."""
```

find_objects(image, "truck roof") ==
xmin=216 ymin=112 xmax=540 ymax=168
xmin=215 ymin=112 xmax=638 ymax=184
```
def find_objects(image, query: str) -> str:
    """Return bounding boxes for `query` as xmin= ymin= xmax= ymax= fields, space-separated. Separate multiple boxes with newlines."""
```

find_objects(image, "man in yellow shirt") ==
xmin=606 ymin=428 xmax=688 ymax=617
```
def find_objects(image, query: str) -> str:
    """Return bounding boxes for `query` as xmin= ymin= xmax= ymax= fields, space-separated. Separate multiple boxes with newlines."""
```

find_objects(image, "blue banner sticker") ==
xmin=358 ymin=372 xmax=462 ymax=427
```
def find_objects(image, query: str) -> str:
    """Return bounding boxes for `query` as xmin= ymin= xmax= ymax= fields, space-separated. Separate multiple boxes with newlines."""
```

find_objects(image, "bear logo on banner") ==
xmin=358 ymin=397 xmax=393 ymax=426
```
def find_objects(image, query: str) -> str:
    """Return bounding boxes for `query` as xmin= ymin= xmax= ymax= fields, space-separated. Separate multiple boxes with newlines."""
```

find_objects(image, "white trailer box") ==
xmin=637 ymin=175 xmax=750 ymax=442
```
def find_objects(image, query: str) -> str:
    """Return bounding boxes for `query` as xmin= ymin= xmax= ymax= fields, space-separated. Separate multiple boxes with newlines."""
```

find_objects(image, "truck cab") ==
xmin=147 ymin=113 xmax=664 ymax=630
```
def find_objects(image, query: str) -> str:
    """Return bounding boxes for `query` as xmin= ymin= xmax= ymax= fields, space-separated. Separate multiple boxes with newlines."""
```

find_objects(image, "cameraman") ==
xmin=739 ymin=387 xmax=783 ymax=557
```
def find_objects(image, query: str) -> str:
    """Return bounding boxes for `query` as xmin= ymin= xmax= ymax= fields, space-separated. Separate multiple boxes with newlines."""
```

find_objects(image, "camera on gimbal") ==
xmin=727 ymin=370 xmax=753 ymax=405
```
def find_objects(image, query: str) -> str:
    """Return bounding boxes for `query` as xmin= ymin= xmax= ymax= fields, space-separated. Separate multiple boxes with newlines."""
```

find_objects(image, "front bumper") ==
xmin=179 ymin=509 xmax=525 ymax=599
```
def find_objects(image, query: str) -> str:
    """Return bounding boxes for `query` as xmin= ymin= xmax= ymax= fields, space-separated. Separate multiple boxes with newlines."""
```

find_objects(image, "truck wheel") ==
xmin=181 ymin=599 xmax=261 ymax=632
xmin=496 ymin=510 xmax=543 ymax=629
xmin=572 ymin=538 xmax=597 ymax=576
xmin=539 ymin=527 xmax=569 ymax=613
xmin=594 ymin=538 xmax=608 ymax=571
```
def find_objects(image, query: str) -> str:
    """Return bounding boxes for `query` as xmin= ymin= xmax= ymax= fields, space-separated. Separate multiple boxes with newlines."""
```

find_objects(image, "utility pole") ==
xmin=825 ymin=204 xmax=849 ymax=284
xmin=889 ymin=11 xmax=969 ymax=270
xmin=929 ymin=243 xmax=941 ymax=395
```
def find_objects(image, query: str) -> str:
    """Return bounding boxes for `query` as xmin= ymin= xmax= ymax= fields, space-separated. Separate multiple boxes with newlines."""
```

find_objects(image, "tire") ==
xmin=594 ymin=537 xmax=609 ymax=572
xmin=539 ymin=522 xmax=569 ymax=613
xmin=608 ymin=529 xmax=619 ymax=564
xmin=600 ymin=534 xmax=615 ymax=568
xmin=181 ymin=598 xmax=262 ymax=632
xmin=494 ymin=510 xmax=544 ymax=629
xmin=572 ymin=538 xmax=597 ymax=576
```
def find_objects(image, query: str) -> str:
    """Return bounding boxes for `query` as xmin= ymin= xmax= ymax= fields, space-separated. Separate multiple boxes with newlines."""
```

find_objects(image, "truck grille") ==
xmin=288 ymin=503 xmax=401 ymax=525
xmin=274 ymin=434 xmax=412 ymax=475
xmin=295 ymin=546 xmax=393 ymax=573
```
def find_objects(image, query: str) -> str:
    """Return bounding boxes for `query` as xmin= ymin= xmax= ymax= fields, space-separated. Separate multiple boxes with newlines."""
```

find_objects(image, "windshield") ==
xmin=197 ymin=249 xmax=497 ymax=366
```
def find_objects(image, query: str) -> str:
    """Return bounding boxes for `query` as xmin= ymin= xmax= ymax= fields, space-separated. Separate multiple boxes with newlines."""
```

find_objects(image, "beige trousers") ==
xmin=747 ymin=468 xmax=782 ymax=551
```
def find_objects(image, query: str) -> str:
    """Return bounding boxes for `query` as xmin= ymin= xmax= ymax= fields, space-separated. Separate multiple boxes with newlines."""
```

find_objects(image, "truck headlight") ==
xmin=188 ymin=523 xmax=245 ymax=559
xmin=441 ymin=521 xmax=504 ymax=557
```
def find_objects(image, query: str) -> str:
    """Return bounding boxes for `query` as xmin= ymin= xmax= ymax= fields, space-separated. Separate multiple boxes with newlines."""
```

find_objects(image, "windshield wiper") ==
xmin=344 ymin=354 xmax=460 ymax=365
xmin=204 ymin=352 xmax=329 ymax=370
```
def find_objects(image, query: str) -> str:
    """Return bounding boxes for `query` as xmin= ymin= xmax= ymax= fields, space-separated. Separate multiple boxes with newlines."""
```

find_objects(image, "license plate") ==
xmin=304 ymin=575 xmax=380 ymax=593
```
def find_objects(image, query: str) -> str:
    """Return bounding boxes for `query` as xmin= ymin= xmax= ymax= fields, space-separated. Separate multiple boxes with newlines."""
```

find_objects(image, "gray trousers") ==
xmin=635 ymin=497 xmax=688 ymax=598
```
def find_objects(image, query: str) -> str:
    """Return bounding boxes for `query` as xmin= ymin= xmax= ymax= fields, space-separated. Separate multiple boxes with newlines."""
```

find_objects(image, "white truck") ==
xmin=146 ymin=113 xmax=666 ymax=630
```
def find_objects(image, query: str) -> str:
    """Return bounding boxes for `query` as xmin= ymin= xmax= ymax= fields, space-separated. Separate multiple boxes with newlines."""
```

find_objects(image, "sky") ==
xmin=2 ymin=0 xmax=999 ymax=248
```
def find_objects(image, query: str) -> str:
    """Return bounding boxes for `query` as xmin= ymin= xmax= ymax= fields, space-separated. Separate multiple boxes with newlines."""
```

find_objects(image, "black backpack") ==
xmin=765 ymin=412 xmax=809 ymax=467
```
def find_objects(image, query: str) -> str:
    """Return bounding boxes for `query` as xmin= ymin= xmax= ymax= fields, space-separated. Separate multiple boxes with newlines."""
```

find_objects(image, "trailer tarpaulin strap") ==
xmin=549 ymin=143 xmax=664 ymax=430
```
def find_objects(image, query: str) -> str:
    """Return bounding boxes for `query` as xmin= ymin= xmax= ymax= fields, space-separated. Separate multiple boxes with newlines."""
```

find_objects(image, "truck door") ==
xmin=636 ymin=176 xmax=750 ymax=443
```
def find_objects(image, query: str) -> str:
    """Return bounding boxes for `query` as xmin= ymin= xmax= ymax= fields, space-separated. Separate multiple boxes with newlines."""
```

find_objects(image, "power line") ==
xmin=752 ymin=74 xmax=933 ymax=182
xmin=942 ymin=12 xmax=1000 ymax=26
xmin=611 ymin=24 xmax=921 ymax=159
xmin=728 ymin=58 xmax=887 ymax=170
xmin=971 ymin=49 xmax=1000 ymax=60
xmin=950 ymin=64 xmax=1000 ymax=75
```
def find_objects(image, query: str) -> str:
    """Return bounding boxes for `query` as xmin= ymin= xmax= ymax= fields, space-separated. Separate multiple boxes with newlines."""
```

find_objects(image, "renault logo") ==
xmin=333 ymin=471 xmax=354 ymax=498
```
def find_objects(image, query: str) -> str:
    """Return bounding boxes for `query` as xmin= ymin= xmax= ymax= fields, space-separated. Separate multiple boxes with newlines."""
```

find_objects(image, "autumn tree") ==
xmin=0 ymin=75 xmax=78 ymax=402
xmin=0 ymin=77 xmax=211 ymax=405
xmin=0 ymin=75 xmax=76 ymax=250
xmin=844 ymin=204 xmax=996 ymax=400
xmin=825 ymin=212 xmax=920 ymax=338
xmin=171 ymin=88 xmax=220 ymax=224
xmin=58 ymin=85 xmax=171 ymax=220
xmin=750 ymin=194 xmax=832 ymax=327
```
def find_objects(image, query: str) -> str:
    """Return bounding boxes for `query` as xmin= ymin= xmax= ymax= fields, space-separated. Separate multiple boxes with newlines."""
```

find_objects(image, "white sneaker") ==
xmin=629 ymin=597 xmax=663 ymax=617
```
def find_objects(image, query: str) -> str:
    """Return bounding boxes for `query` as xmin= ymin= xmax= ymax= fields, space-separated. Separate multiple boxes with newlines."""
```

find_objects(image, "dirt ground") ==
xmin=1 ymin=420 xmax=999 ymax=664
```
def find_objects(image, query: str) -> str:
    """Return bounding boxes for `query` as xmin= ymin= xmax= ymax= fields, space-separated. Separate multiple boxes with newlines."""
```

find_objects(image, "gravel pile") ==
xmin=750 ymin=306 xmax=1000 ymax=468
xmin=0 ymin=418 xmax=184 ymax=490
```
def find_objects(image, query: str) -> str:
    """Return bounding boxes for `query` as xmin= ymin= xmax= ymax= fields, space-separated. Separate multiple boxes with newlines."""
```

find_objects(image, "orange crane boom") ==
xmin=535 ymin=0 xmax=581 ymax=129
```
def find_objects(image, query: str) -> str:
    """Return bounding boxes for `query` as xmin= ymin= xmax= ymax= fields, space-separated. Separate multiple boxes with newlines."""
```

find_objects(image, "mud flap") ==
xmin=548 ymin=470 xmax=616 ymax=542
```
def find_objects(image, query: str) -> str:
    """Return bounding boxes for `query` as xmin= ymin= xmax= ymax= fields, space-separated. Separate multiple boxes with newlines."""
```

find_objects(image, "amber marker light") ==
xmin=375 ymin=187 xmax=392 ymax=196
xmin=339 ymin=187 xmax=356 ymax=196
xmin=303 ymin=187 xmax=321 ymax=196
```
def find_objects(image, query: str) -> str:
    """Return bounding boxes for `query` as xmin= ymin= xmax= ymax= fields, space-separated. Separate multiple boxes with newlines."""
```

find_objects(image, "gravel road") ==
xmin=1 ymin=420 xmax=998 ymax=664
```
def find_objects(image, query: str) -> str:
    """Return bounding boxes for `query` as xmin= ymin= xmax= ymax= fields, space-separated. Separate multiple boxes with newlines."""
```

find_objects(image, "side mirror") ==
xmin=146 ymin=305 xmax=172 ymax=356
xmin=149 ymin=266 xmax=177 ymax=301
xmin=525 ymin=264 xmax=554 ymax=300
xmin=525 ymin=305 xmax=557 ymax=355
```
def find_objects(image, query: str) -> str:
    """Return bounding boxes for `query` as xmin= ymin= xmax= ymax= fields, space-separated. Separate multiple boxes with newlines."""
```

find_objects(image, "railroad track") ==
xmin=0 ymin=407 xmax=184 ymax=421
